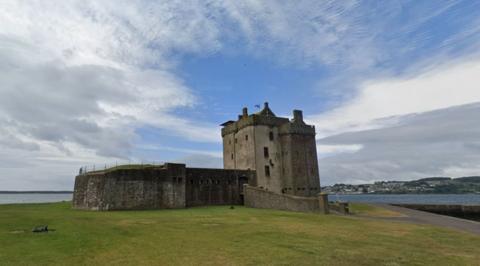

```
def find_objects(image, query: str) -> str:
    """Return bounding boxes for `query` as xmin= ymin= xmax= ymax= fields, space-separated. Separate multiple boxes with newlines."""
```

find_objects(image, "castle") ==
xmin=73 ymin=103 xmax=328 ymax=213
xmin=222 ymin=102 xmax=320 ymax=197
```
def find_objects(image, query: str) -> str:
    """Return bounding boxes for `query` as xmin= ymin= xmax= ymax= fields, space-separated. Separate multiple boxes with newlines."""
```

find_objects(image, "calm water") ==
xmin=0 ymin=193 xmax=72 ymax=204
xmin=329 ymin=194 xmax=480 ymax=205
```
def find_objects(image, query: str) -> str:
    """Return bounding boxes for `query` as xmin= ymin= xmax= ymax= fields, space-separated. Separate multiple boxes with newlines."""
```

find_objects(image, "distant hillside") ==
xmin=417 ymin=177 xmax=451 ymax=182
xmin=455 ymin=176 xmax=480 ymax=183
xmin=323 ymin=176 xmax=480 ymax=194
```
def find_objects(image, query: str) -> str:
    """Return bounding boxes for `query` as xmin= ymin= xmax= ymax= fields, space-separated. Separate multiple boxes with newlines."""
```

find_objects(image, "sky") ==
xmin=1 ymin=0 xmax=480 ymax=190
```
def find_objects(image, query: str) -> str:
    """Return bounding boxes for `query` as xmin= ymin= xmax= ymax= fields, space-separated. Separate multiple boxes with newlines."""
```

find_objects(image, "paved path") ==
xmin=370 ymin=203 xmax=480 ymax=235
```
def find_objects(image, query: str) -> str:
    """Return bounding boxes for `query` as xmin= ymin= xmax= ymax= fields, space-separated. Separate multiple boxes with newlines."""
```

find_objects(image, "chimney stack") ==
xmin=293 ymin=110 xmax=303 ymax=123
xmin=242 ymin=107 xmax=248 ymax=118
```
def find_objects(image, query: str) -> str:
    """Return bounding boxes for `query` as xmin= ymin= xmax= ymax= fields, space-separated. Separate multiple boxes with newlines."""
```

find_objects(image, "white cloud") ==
xmin=317 ymin=144 xmax=363 ymax=159
xmin=0 ymin=1 xmax=224 ymax=189
xmin=313 ymin=57 xmax=480 ymax=184
xmin=311 ymin=59 xmax=480 ymax=138
xmin=318 ymin=102 xmax=480 ymax=185
xmin=1 ymin=1 xmax=479 ymax=189
xmin=0 ymin=1 xmax=223 ymax=159
xmin=217 ymin=1 xmax=379 ymax=68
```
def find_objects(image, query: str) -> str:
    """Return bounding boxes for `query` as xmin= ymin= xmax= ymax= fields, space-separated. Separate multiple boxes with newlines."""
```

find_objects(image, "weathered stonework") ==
xmin=243 ymin=185 xmax=328 ymax=214
xmin=73 ymin=163 xmax=255 ymax=210
xmin=222 ymin=103 xmax=320 ymax=197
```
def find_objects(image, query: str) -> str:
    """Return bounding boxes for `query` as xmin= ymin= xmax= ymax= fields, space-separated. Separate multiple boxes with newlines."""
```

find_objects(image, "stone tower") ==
xmin=221 ymin=102 xmax=320 ymax=197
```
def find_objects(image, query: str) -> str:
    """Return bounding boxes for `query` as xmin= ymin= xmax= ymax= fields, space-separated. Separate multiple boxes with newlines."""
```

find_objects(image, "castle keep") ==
xmin=73 ymin=103 xmax=327 ymax=213
xmin=222 ymin=102 xmax=320 ymax=197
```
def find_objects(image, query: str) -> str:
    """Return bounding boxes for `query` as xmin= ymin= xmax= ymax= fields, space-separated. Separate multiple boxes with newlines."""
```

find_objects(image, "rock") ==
xmin=32 ymin=225 xmax=48 ymax=233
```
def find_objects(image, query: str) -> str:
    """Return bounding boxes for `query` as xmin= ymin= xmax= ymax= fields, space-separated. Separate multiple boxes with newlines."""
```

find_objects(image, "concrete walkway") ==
xmin=371 ymin=203 xmax=480 ymax=235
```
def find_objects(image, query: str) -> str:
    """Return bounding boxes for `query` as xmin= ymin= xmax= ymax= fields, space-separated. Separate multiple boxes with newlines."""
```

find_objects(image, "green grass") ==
xmin=0 ymin=202 xmax=479 ymax=265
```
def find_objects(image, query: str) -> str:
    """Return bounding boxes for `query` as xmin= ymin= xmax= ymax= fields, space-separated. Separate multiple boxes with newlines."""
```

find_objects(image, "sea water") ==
xmin=0 ymin=193 xmax=73 ymax=204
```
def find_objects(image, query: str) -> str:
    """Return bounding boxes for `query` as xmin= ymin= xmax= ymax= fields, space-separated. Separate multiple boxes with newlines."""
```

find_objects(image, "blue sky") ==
xmin=1 ymin=1 xmax=480 ymax=189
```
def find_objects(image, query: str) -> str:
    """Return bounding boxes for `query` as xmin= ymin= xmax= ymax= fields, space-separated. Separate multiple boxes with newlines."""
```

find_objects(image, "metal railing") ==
xmin=78 ymin=161 xmax=165 ymax=175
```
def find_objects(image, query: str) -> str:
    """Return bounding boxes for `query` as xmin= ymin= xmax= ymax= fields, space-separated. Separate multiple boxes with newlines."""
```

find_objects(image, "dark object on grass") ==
xmin=32 ymin=225 xmax=48 ymax=233
xmin=230 ymin=206 xmax=235 ymax=210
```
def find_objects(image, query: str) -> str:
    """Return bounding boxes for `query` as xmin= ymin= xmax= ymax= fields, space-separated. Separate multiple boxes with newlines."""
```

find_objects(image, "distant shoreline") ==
xmin=0 ymin=191 xmax=73 ymax=194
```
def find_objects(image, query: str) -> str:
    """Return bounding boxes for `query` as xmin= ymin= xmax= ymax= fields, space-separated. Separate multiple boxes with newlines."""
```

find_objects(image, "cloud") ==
xmin=0 ymin=1 xmax=223 ymax=160
xmin=1 ymin=1 xmax=480 ymax=189
xmin=317 ymin=144 xmax=363 ymax=159
xmin=0 ymin=1 xmax=224 ymax=189
xmin=217 ymin=1 xmax=380 ymax=68
xmin=313 ymin=56 xmax=480 ymax=185
xmin=172 ymin=154 xmax=223 ymax=169
xmin=310 ymin=58 xmax=480 ymax=138
xmin=318 ymin=103 xmax=480 ymax=185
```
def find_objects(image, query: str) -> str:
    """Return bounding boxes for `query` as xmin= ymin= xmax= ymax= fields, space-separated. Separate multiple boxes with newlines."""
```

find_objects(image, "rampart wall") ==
xmin=185 ymin=168 xmax=255 ymax=207
xmin=243 ymin=185 xmax=328 ymax=213
xmin=73 ymin=163 xmax=255 ymax=211
xmin=73 ymin=164 xmax=186 ymax=211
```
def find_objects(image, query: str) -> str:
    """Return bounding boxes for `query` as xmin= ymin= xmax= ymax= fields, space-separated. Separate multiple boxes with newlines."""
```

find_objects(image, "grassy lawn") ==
xmin=0 ymin=202 xmax=479 ymax=265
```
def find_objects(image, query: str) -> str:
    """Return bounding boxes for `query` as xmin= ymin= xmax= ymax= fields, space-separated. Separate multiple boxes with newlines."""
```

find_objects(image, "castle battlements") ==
xmin=221 ymin=102 xmax=315 ymax=137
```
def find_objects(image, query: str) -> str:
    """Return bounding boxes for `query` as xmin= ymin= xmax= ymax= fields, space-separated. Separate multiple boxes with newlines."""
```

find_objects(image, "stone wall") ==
xmin=73 ymin=163 xmax=255 ymax=211
xmin=279 ymin=132 xmax=320 ymax=197
xmin=73 ymin=163 xmax=186 ymax=211
xmin=243 ymin=185 xmax=328 ymax=213
xmin=185 ymin=168 xmax=255 ymax=207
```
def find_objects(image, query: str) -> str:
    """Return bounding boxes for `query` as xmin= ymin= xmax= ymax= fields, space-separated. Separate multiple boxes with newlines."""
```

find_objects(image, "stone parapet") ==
xmin=243 ymin=185 xmax=328 ymax=214
xmin=278 ymin=122 xmax=315 ymax=136
xmin=73 ymin=163 xmax=255 ymax=211
xmin=221 ymin=114 xmax=289 ymax=137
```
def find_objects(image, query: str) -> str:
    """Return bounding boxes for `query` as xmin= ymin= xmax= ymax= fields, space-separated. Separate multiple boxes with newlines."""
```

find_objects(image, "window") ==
xmin=235 ymin=138 xmax=238 ymax=143
xmin=231 ymin=153 xmax=234 ymax=160
xmin=245 ymin=134 xmax=248 ymax=141
xmin=264 ymin=147 xmax=269 ymax=158
xmin=178 ymin=178 xmax=182 ymax=183
xmin=265 ymin=165 xmax=270 ymax=177
xmin=269 ymin=131 xmax=274 ymax=141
